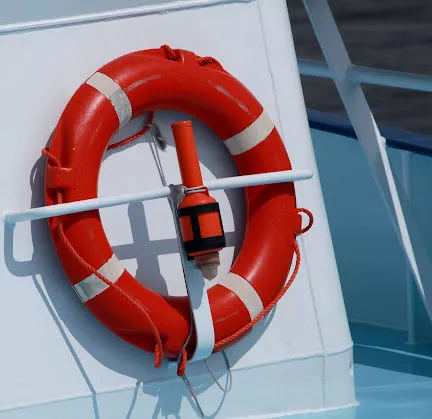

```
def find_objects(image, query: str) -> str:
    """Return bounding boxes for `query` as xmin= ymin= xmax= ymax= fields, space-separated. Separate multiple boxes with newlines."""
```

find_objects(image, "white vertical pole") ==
xmin=402 ymin=152 xmax=432 ymax=344
xmin=303 ymin=0 xmax=432 ymax=323
xmin=403 ymin=151 xmax=416 ymax=343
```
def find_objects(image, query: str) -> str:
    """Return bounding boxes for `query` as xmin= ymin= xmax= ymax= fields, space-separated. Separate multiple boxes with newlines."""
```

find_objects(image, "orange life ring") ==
xmin=45 ymin=46 xmax=304 ymax=363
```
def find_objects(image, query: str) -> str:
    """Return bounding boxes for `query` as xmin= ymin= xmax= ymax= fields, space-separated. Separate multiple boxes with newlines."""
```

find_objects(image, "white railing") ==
xmin=298 ymin=59 xmax=432 ymax=93
xmin=302 ymin=0 xmax=432 ymax=337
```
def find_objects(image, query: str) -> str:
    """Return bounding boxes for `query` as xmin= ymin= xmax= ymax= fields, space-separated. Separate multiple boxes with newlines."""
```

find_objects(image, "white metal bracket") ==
xmin=168 ymin=183 xmax=215 ymax=363
xmin=2 ymin=170 xmax=313 ymax=226
xmin=302 ymin=0 xmax=432 ymax=322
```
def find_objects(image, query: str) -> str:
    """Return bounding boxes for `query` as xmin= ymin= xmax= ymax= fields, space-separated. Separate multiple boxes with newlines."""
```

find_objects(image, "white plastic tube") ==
xmin=3 ymin=169 xmax=313 ymax=226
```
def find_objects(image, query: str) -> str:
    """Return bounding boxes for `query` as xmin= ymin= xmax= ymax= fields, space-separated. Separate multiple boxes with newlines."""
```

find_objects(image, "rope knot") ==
xmin=161 ymin=44 xmax=180 ymax=61
xmin=295 ymin=208 xmax=314 ymax=235
xmin=42 ymin=147 xmax=61 ymax=168
xmin=197 ymin=56 xmax=223 ymax=69
xmin=177 ymin=349 xmax=188 ymax=376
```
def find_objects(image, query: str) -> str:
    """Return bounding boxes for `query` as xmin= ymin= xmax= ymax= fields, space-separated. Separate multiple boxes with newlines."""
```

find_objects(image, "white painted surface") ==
xmin=0 ymin=0 xmax=352 ymax=417
xmin=0 ymin=349 xmax=356 ymax=419
xmin=0 ymin=0 xmax=251 ymax=32
xmin=260 ymin=0 xmax=351 ymax=354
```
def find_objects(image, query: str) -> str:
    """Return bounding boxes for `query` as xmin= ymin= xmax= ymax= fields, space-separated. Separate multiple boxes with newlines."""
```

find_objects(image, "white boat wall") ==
xmin=309 ymin=110 xmax=432 ymax=339
xmin=0 ymin=1 xmax=354 ymax=418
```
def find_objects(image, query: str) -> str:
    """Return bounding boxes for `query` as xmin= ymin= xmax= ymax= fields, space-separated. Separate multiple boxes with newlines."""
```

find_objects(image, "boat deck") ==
xmin=3 ymin=322 xmax=431 ymax=418
xmin=296 ymin=323 xmax=432 ymax=419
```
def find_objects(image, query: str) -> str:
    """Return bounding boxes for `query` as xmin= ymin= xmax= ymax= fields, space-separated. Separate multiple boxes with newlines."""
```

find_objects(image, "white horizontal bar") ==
xmin=298 ymin=59 xmax=432 ymax=93
xmin=206 ymin=169 xmax=312 ymax=191
xmin=3 ymin=169 xmax=313 ymax=226
xmin=4 ymin=187 xmax=171 ymax=226
xmin=298 ymin=59 xmax=332 ymax=79
xmin=349 ymin=65 xmax=432 ymax=93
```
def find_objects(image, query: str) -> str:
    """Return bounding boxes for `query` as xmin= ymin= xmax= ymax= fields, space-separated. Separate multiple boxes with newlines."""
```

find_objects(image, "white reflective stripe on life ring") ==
xmin=219 ymin=272 xmax=264 ymax=320
xmin=86 ymin=72 xmax=132 ymax=127
xmin=73 ymin=254 xmax=125 ymax=302
xmin=224 ymin=110 xmax=275 ymax=156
